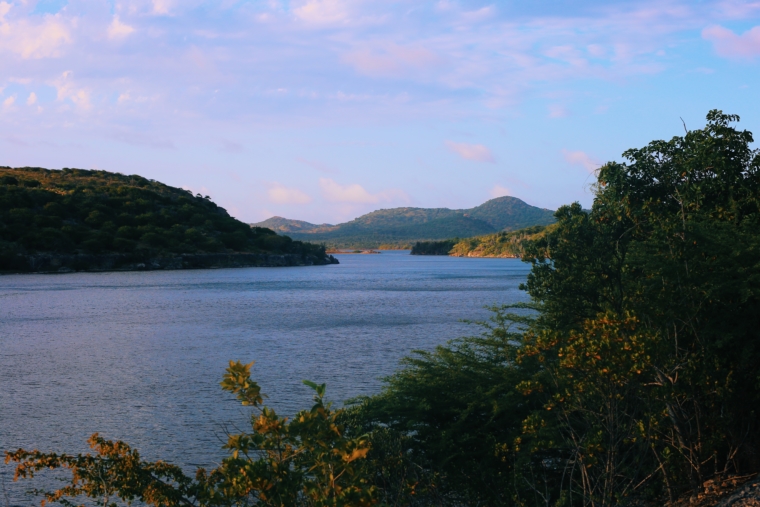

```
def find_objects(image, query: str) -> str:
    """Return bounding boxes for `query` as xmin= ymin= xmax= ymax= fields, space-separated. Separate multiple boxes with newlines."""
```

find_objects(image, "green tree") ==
xmin=518 ymin=110 xmax=760 ymax=504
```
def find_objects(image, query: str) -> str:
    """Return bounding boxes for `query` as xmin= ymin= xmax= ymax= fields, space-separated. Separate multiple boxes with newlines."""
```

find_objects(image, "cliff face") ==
xmin=2 ymin=252 xmax=339 ymax=274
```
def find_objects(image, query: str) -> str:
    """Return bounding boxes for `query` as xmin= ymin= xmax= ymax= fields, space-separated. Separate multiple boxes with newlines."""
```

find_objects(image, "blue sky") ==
xmin=1 ymin=0 xmax=759 ymax=224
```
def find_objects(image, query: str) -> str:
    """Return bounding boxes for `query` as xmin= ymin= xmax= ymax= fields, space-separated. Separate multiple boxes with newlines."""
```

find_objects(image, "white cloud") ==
xmin=52 ymin=71 xmax=91 ymax=110
xmin=268 ymin=184 xmax=313 ymax=204
xmin=320 ymin=178 xmax=378 ymax=203
xmin=108 ymin=16 xmax=135 ymax=39
xmin=319 ymin=178 xmax=407 ymax=204
xmin=446 ymin=141 xmax=496 ymax=163
xmin=490 ymin=184 xmax=511 ymax=198
xmin=3 ymin=95 xmax=16 ymax=108
xmin=26 ymin=92 xmax=36 ymax=105
xmin=563 ymin=149 xmax=600 ymax=173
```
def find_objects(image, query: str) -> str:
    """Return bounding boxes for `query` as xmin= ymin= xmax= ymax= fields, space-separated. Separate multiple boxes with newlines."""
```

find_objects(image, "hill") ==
xmin=410 ymin=224 xmax=555 ymax=257
xmin=254 ymin=216 xmax=335 ymax=233
xmin=0 ymin=167 xmax=336 ymax=273
xmin=252 ymin=196 xmax=555 ymax=248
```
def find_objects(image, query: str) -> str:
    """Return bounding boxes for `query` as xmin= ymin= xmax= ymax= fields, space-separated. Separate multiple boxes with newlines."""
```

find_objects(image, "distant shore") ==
xmin=326 ymin=249 xmax=381 ymax=255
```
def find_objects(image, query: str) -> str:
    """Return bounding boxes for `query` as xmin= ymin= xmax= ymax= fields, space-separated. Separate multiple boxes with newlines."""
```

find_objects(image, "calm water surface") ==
xmin=0 ymin=251 xmax=529 ymax=504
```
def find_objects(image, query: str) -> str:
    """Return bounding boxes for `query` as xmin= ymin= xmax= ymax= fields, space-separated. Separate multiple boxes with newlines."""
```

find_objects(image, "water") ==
xmin=0 ymin=251 xmax=530 ymax=505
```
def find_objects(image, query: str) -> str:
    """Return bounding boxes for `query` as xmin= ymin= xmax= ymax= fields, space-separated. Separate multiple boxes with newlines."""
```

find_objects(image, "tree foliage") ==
xmin=514 ymin=110 xmax=760 ymax=505
xmin=358 ymin=110 xmax=760 ymax=506
xmin=410 ymin=225 xmax=553 ymax=258
xmin=0 ymin=167 xmax=327 ymax=271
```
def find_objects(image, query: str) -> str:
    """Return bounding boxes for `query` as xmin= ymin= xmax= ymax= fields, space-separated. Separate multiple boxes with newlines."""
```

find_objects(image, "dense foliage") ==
xmin=6 ymin=111 xmax=760 ymax=507
xmin=255 ymin=196 xmax=556 ymax=248
xmin=515 ymin=110 xmax=760 ymax=504
xmin=409 ymin=239 xmax=458 ymax=255
xmin=0 ymin=167 xmax=328 ymax=271
xmin=410 ymin=225 xmax=552 ymax=257
xmin=354 ymin=111 xmax=760 ymax=505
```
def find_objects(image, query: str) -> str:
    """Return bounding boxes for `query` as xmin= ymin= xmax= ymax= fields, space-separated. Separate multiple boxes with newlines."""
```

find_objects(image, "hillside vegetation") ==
xmin=410 ymin=224 xmax=554 ymax=257
xmin=253 ymin=196 xmax=555 ymax=248
xmin=0 ymin=167 xmax=333 ymax=272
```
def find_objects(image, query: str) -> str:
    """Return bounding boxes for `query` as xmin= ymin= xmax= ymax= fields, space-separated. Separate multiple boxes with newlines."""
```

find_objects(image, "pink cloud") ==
xmin=563 ymin=149 xmax=600 ymax=173
xmin=108 ymin=16 xmax=135 ymax=39
xmin=446 ymin=141 xmax=495 ymax=163
xmin=343 ymin=43 xmax=442 ymax=78
xmin=702 ymin=25 xmax=760 ymax=59
xmin=0 ymin=7 xmax=73 ymax=59
xmin=268 ymin=184 xmax=312 ymax=204
xmin=319 ymin=178 xmax=408 ymax=204
xmin=489 ymin=184 xmax=511 ymax=198
xmin=294 ymin=0 xmax=351 ymax=25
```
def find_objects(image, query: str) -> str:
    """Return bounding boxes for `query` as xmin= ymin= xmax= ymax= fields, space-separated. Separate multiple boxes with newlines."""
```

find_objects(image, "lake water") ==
xmin=0 ymin=251 xmax=530 ymax=505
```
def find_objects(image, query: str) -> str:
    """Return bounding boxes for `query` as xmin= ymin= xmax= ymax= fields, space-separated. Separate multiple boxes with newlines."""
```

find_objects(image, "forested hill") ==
xmin=254 ymin=216 xmax=335 ymax=233
xmin=0 ymin=167 xmax=336 ymax=273
xmin=253 ymin=196 xmax=555 ymax=248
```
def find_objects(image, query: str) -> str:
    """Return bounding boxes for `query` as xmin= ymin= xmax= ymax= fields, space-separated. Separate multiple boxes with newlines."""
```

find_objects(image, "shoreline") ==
xmin=1 ymin=252 xmax=339 ymax=274
xmin=326 ymin=249 xmax=382 ymax=254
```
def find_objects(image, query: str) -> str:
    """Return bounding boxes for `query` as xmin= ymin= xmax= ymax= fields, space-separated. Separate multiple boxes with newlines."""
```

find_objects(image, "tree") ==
xmin=518 ymin=110 xmax=760 ymax=504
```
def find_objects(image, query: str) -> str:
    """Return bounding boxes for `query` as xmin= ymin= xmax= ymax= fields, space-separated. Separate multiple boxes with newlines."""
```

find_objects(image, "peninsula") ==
xmin=0 ymin=167 xmax=337 ymax=274
xmin=410 ymin=224 xmax=554 ymax=258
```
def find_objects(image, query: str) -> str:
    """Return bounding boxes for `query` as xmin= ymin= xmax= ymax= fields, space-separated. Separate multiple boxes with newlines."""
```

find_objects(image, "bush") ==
xmin=6 ymin=362 xmax=376 ymax=507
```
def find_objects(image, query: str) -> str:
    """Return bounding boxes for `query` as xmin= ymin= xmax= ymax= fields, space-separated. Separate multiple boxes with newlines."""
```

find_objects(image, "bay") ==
xmin=0 ymin=251 xmax=530 ymax=505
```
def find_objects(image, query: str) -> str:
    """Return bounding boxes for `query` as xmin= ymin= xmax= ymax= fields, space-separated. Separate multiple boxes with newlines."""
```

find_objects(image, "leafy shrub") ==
xmin=6 ymin=362 xmax=376 ymax=507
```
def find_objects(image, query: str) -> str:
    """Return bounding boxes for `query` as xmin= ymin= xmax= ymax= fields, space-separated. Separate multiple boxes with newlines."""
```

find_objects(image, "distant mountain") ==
xmin=254 ymin=216 xmax=335 ymax=233
xmin=252 ymin=196 xmax=556 ymax=248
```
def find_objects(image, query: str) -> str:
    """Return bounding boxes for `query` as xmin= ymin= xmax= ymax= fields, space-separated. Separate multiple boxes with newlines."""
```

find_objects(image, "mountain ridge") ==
xmin=253 ymin=196 xmax=556 ymax=248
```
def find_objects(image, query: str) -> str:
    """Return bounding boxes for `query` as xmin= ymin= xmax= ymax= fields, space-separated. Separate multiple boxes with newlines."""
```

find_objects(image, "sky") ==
xmin=1 ymin=0 xmax=759 ymax=224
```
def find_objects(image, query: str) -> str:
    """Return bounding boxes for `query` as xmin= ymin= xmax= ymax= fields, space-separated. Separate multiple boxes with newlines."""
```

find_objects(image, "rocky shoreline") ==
xmin=1 ymin=252 xmax=339 ymax=274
